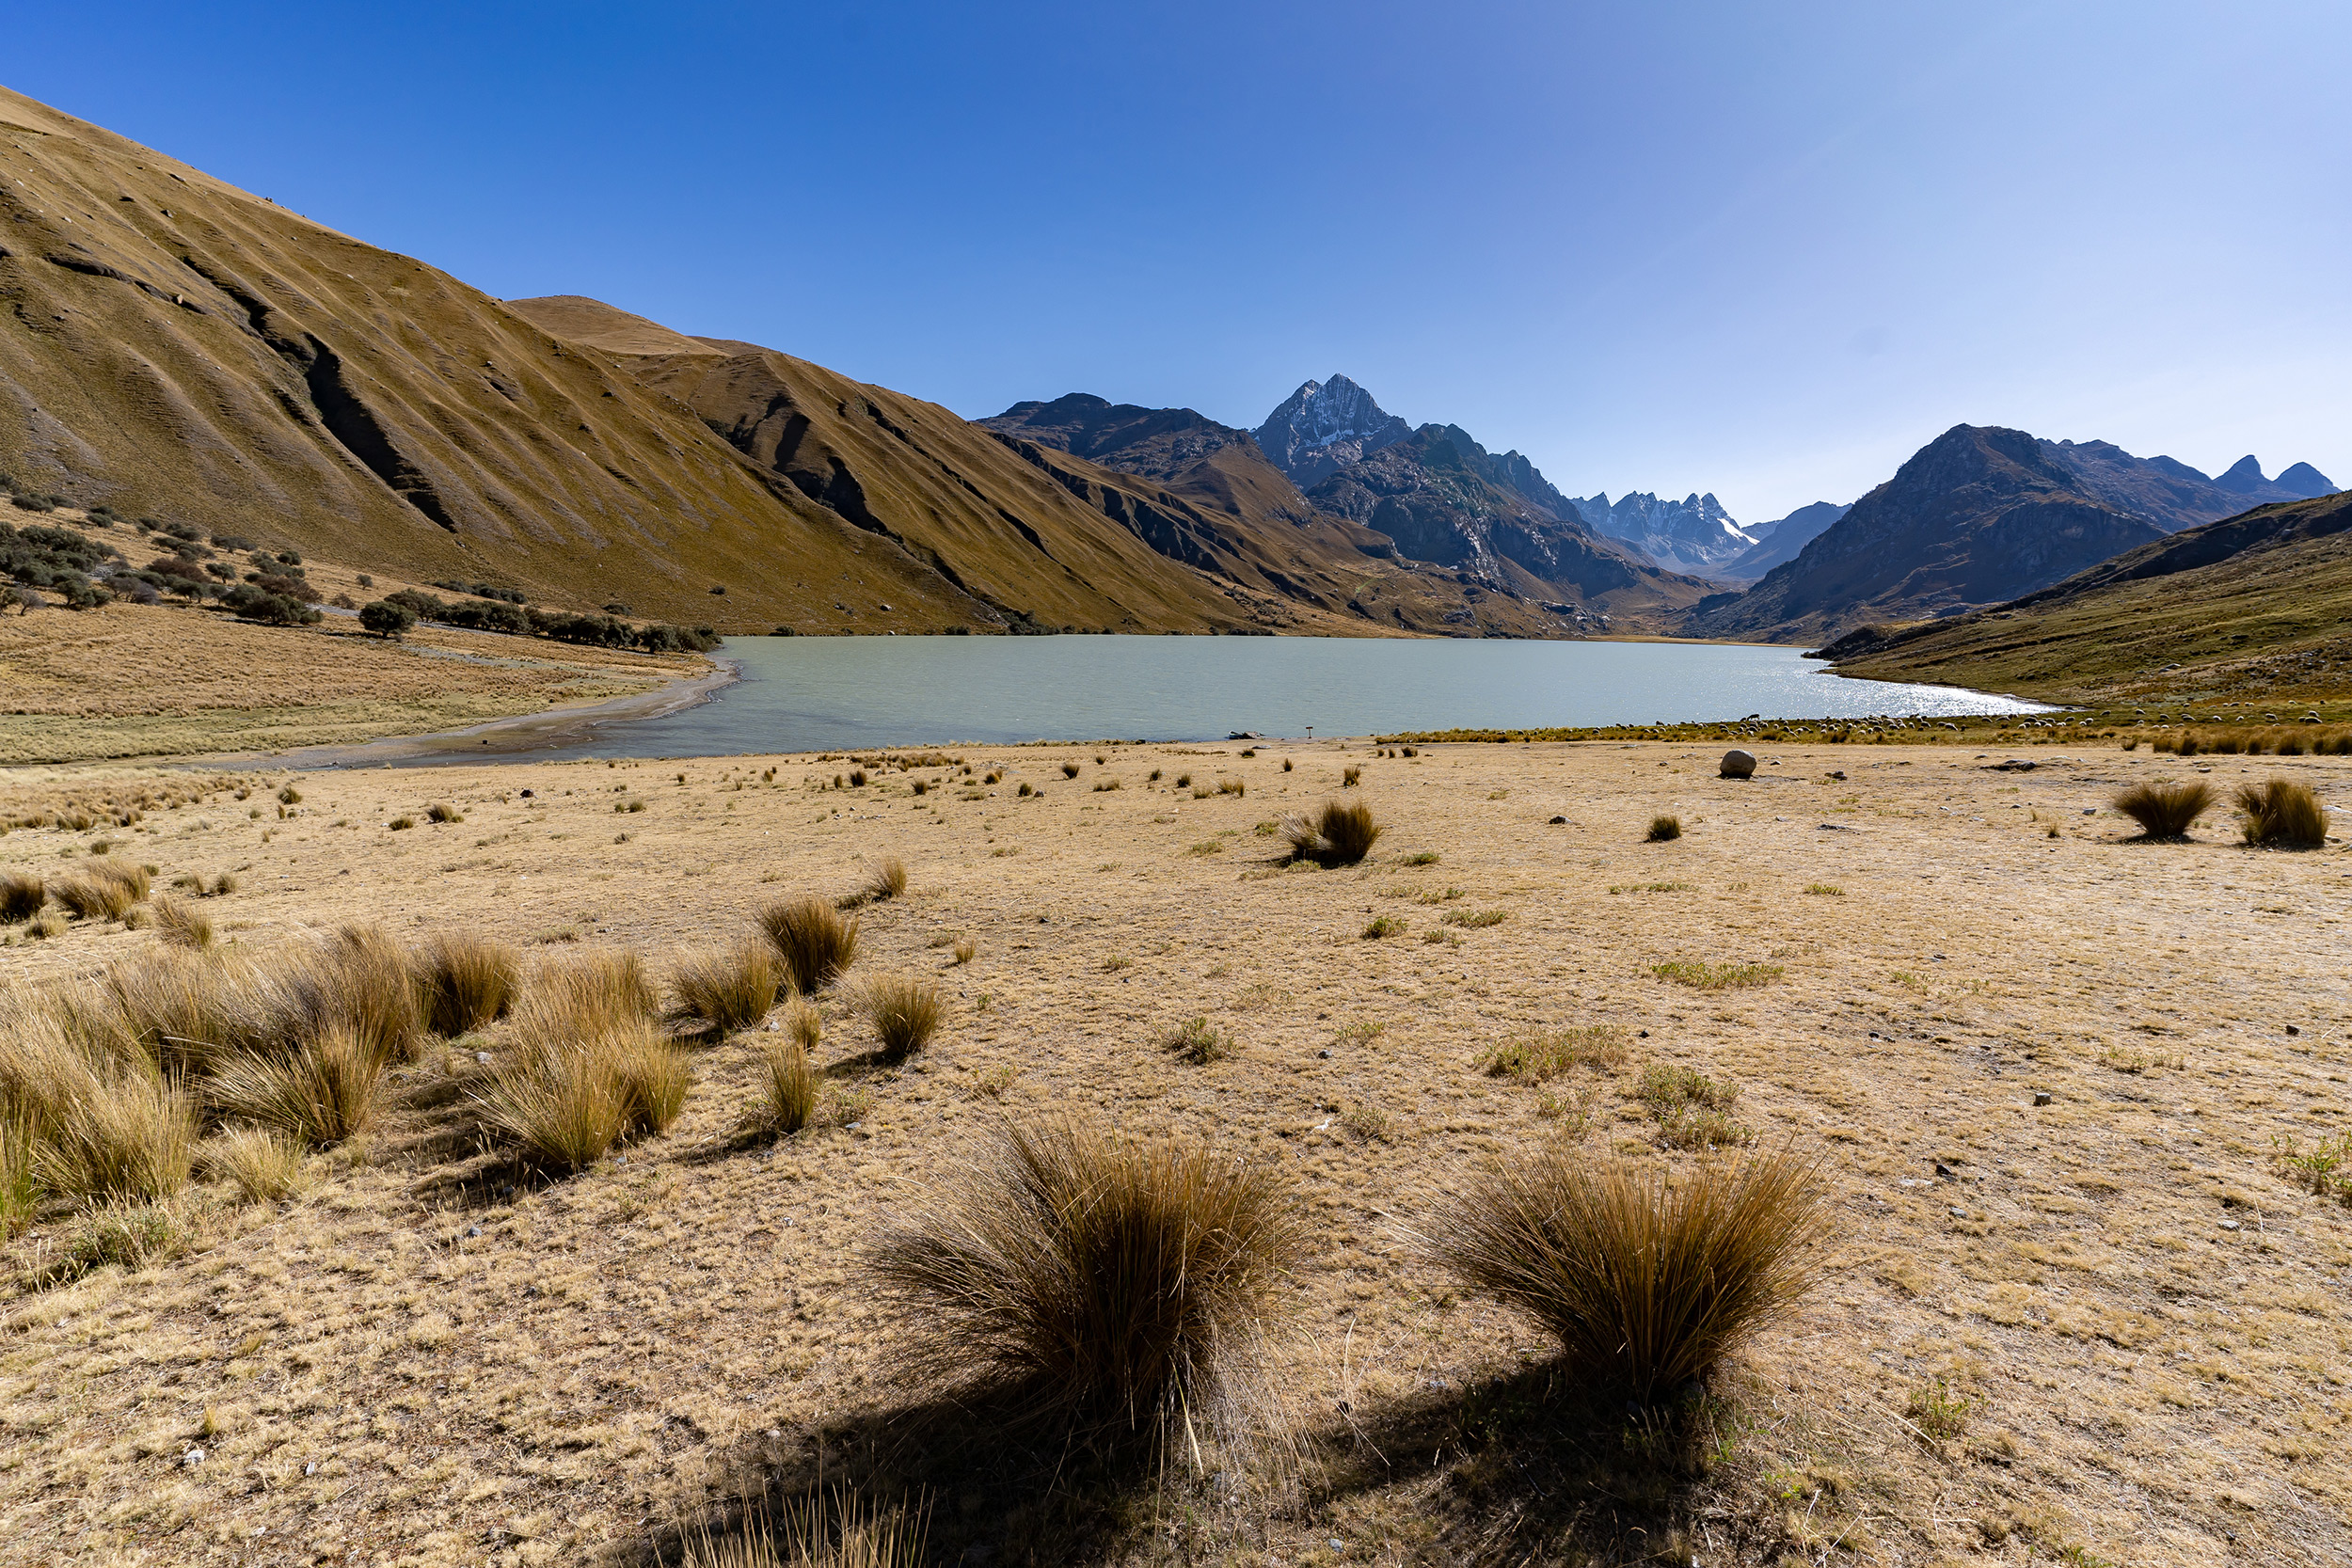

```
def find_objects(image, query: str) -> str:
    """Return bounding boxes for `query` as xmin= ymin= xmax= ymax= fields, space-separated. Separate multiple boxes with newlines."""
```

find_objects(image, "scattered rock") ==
xmin=2033 ymin=1091 xmax=2053 ymax=1106
xmin=2286 ymin=1024 xmax=2300 ymax=1036
xmin=1826 ymin=769 xmax=1847 ymax=781
xmin=1934 ymin=1163 xmax=1957 ymax=1180
xmin=1988 ymin=758 xmax=2037 ymax=771
xmin=1720 ymin=749 xmax=1757 ymax=779
xmin=1948 ymin=1207 xmax=1968 ymax=1219
xmin=1548 ymin=815 xmax=1567 ymax=825
xmin=1819 ymin=822 xmax=1855 ymax=832
xmin=2219 ymin=1219 xmax=2242 ymax=1231
xmin=183 ymin=1448 xmax=205 ymax=1467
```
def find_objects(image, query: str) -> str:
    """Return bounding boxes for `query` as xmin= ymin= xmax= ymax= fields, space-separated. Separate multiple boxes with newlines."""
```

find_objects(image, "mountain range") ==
xmin=1687 ymin=426 xmax=2338 ymax=642
xmin=0 ymin=81 xmax=2339 ymax=659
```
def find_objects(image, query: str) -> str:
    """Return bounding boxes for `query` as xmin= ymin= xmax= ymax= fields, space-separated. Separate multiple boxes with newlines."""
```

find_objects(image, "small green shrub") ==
xmin=1361 ymin=914 xmax=1405 ymax=939
xmin=1162 ymin=1016 xmax=1232 ymax=1064
xmin=1479 ymin=1025 xmax=1629 ymax=1084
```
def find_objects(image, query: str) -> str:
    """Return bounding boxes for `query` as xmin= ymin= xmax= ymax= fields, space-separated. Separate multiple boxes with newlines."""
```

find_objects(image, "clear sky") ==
xmin=11 ymin=1 xmax=2347 ymax=523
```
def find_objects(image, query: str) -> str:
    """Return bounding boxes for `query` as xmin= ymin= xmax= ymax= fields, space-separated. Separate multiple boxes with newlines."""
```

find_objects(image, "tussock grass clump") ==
xmin=424 ymin=801 xmax=464 ymax=824
xmin=203 ymin=1125 xmax=310 ymax=1204
xmin=863 ymin=974 xmax=945 ymax=1059
xmin=2236 ymin=778 xmax=2328 ymax=847
xmin=1342 ymin=766 xmax=1361 ymax=786
xmin=1061 ymin=762 xmax=1081 ymax=780
xmin=759 ymin=897 xmax=861 ymax=993
xmin=54 ymin=864 xmax=142 ymax=921
xmin=670 ymin=942 xmax=781 ymax=1037
xmin=755 ymin=1037 xmax=818 ymax=1136
xmin=1427 ymin=1146 xmax=1823 ymax=1400
xmin=1646 ymin=814 xmax=1683 ymax=842
xmin=950 ymin=938 xmax=977 ymax=966
xmin=414 ymin=932 xmax=520 ymax=1036
xmin=276 ymin=925 xmax=423 ymax=1068
xmin=479 ymin=1003 xmax=688 ymax=1172
xmin=152 ymin=895 xmax=214 ymax=950
xmin=1217 ymin=778 xmax=1247 ymax=797
xmin=855 ymin=857 xmax=909 ymax=905
xmin=2112 ymin=779 xmax=2214 ymax=839
xmin=1361 ymin=914 xmax=1404 ymax=939
xmin=0 ymin=870 xmax=42 ymax=923
xmin=209 ymin=1025 xmax=384 ymax=1147
xmin=869 ymin=1118 xmax=1307 ymax=1441
xmin=38 ymin=1062 xmax=198 ymax=1202
xmin=1479 ymin=1024 xmax=1629 ymax=1084
xmin=1 ymin=1109 xmax=37 ymax=1238
xmin=1283 ymin=800 xmax=1383 ymax=866
xmin=389 ymin=816 xmax=416 ymax=831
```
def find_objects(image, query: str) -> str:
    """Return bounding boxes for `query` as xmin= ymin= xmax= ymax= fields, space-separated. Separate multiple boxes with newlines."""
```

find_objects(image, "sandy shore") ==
xmin=1 ymin=738 xmax=2346 ymax=1565
xmin=202 ymin=657 xmax=741 ymax=771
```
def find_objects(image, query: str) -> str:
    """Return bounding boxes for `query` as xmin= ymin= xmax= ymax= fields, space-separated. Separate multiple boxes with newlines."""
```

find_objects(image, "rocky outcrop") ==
xmin=1252 ymin=375 xmax=1411 ymax=489
xmin=1572 ymin=491 xmax=1756 ymax=574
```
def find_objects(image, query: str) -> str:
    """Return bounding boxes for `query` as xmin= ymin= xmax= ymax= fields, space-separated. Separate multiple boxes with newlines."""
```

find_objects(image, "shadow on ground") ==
xmin=632 ymin=1362 xmax=1803 ymax=1567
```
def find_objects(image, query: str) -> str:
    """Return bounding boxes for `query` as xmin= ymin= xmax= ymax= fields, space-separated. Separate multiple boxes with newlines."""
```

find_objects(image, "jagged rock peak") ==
xmin=1570 ymin=490 xmax=1755 ymax=573
xmin=1253 ymin=374 xmax=1412 ymax=490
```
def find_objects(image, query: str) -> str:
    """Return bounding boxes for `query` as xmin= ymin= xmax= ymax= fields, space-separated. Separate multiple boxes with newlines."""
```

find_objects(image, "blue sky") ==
xmin=12 ymin=1 xmax=2347 ymax=522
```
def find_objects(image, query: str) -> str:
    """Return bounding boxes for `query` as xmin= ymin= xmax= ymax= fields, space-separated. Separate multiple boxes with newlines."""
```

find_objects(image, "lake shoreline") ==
xmin=198 ymin=656 xmax=741 ymax=772
xmin=217 ymin=636 xmax=2054 ymax=769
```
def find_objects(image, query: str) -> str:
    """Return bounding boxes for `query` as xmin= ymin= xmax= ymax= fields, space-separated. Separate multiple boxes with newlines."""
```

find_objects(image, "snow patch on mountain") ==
xmin=1253 ymin=375 xmax=1413 ymax=489
xmin=1571 ymin=491 xmax=1756 ymax=573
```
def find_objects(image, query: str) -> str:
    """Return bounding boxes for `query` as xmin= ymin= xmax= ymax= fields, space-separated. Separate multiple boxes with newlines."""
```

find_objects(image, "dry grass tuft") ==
xmin=37 ymin=1060 xmax=198 ymax=1203
xmin=950 ymin=937 xmax=977 ymax=966
xmin=760 ymin=897 xmax=861 ymax=993
xmin=1061 ymin=762 xmax=1081 ymax=780
xmin=860 ymin=857 xmax=909 ymax=904
xmin=1 ymin=870 xmax=43 ymax=923
xmin=203 ymin=1125 xmax=310 ymax=1204
xmin=2235 ymin=778 xmax=2328 ymax=847
xmin=278 ymin=925 xmax=424 ymax=1068
xmin=479 ymin=1007 xmax=689 ymax=1172
xmin=675 ymin=1485 xmax=930 ymax=1568
xmin=53 ymin=862 xmax=144 ymax=920
xmin=152 ymin=895 xmax=215 ymax=950
xmin=425 ymin=801 xmax=464 ymax=824
xmin=415 ymin=931 xmax=520 ymax=1036
xmin=863 ymin=974 xmax=945 ymax=1059
xmin=2112 ymin=779 xmax=2213 ymax=839
xmin=1428 ymin=1145 xmax=1823 ymax=1400
xmin=208 ymin=1025 xmax=385 ymax=1147
xmin=671 ymin=942 xmax=781 ymax=1037
xmin=755 ymin=1037 xmax=818 ymax=1137
xmin=1282 ymin=800 xmax=1383 ymax=866
xmin=1646 ymin=814 xmax=1683 ymax=842
xmin=868 ymin=1117 xmax=1306 ymax=1443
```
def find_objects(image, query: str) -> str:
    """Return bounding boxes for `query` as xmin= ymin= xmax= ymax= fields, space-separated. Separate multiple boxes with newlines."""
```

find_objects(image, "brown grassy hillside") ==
xmin=0 ymin=87 xmax=1559 ymax=641
xmin=517 ymin=301 xmax=1604 ymax=638
xmin=0 ymin=89 xmax=984 ymax=633
xmin=1826 ymin=489 xmax=2352 ymax=705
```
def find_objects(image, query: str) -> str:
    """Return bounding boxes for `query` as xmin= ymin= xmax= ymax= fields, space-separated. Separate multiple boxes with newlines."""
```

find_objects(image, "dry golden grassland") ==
xmin=0 ymin=599 xmax=701 ymax=764
xmin=3 ymin=740 xmax=2350 ymax=1565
